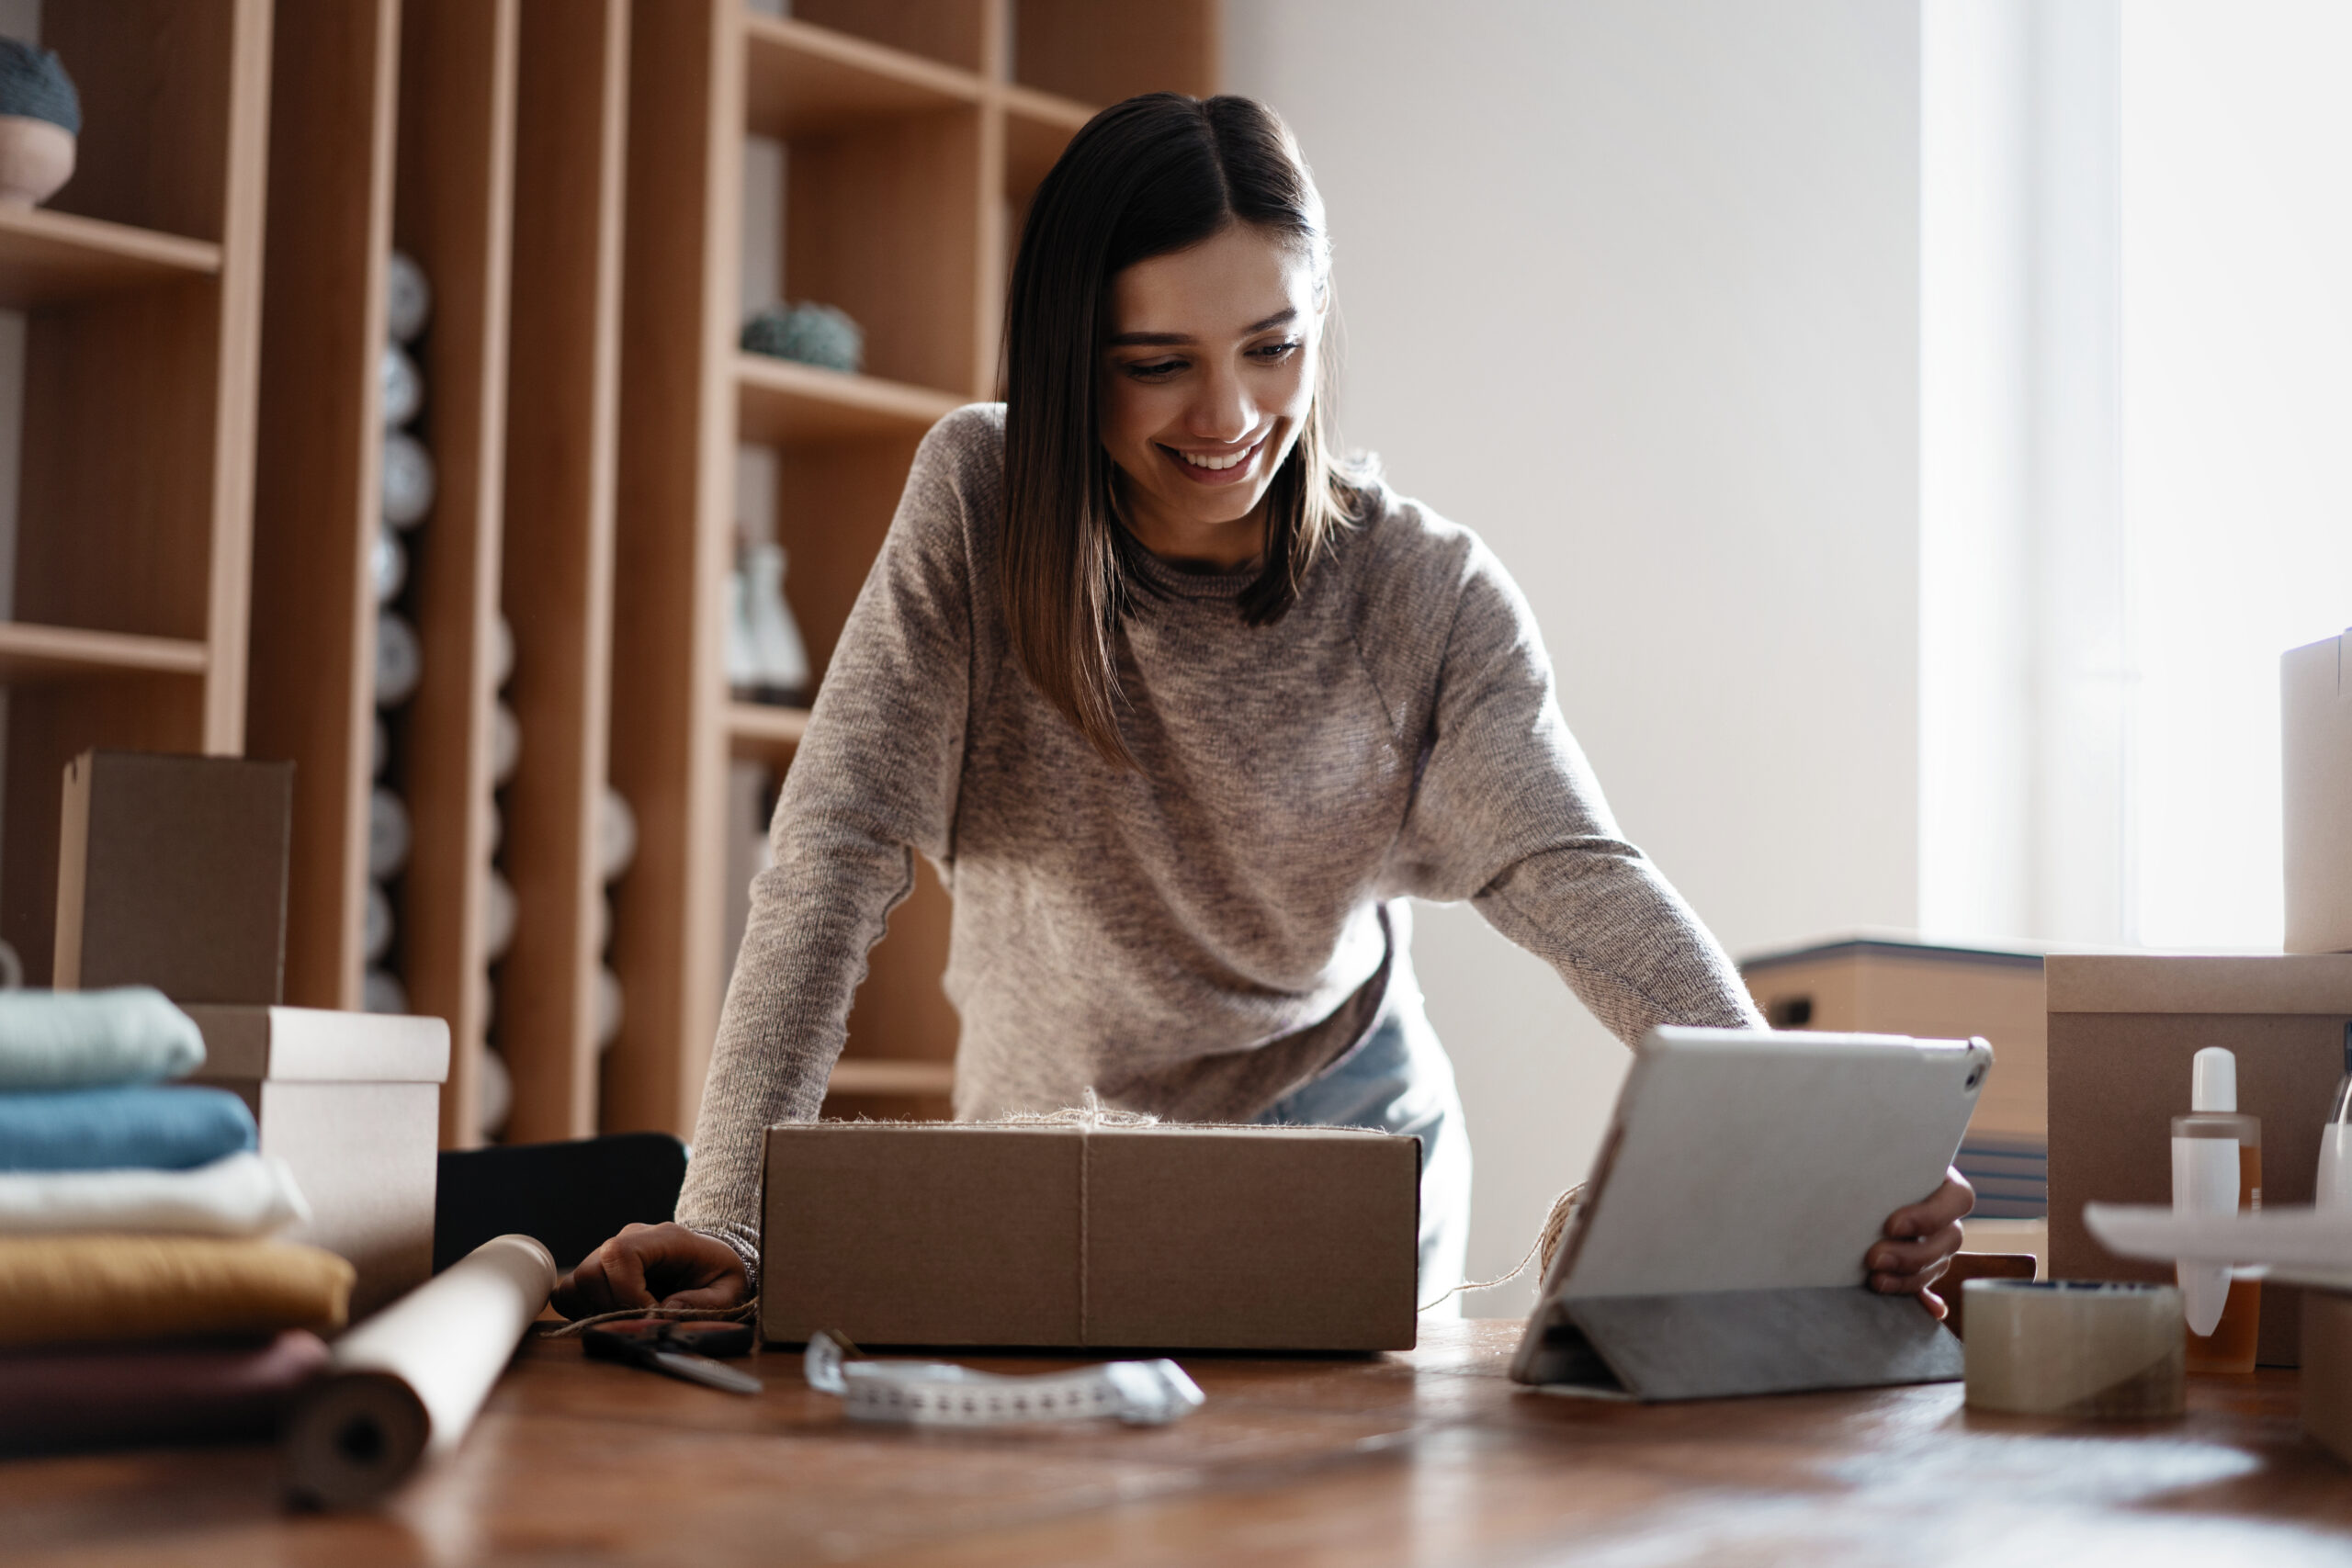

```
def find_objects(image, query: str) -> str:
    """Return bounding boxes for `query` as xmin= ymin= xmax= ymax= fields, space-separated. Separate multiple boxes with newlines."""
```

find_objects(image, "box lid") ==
xmin=181 ymin=1005 xmax=449 ymax=1083
xmin=1739 ymin=930 xmax=2048 ymax=976
xmin=2046 ymin=953 xmax=2352 ymax=1014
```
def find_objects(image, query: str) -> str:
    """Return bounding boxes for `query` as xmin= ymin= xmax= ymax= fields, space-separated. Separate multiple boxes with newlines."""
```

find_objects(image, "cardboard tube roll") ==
xmin=286 ymin=1233 xmax=555 ymax=1507
xmin=1963 ymin=1280 xmax=2185 ymax=1418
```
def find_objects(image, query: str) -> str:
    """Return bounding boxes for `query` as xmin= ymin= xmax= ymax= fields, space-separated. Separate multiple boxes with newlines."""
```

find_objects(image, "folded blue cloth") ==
xmin=0 ymin=988 xmax=205 ymax=1089
xmin=0 ymin=1085 xmax=255 ymax=1172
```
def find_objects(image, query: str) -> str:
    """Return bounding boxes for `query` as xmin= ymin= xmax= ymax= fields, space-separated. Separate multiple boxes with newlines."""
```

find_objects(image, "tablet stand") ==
xmin=1516 ymin=1287 xmax=1963 ymax=1402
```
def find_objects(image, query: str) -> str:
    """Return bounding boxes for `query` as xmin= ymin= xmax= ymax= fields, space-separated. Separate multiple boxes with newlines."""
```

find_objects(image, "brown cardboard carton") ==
xmin=184 ymin=1005 xmax=448 ymax=1320
xmin=1741 ymin=935 xmax=2048 ymax=1138
xmin=2047 ymin=953 xmax=2352 ymax=1366
xmin=2285 ymin=630 xmax=2352 ymax=953
xmin=54 ymin=750 xmax=294 ymax=1002
xmin=761 ymin=1122 xmax=1419 ymax=1351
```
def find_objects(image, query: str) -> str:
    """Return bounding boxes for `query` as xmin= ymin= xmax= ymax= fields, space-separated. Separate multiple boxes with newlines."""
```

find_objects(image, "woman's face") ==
xmin=1099 ymin=222 xmax=1324 ymax=564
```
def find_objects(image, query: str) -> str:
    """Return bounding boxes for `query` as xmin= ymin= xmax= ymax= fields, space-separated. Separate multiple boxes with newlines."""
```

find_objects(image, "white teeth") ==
xmin=1175 ymin=443 xmax=1253 ymax=471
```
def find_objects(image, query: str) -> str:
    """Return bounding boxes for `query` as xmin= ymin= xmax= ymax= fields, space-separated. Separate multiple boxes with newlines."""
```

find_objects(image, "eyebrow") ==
xmin=1105 ymin=307 xmax=1297 ymax=348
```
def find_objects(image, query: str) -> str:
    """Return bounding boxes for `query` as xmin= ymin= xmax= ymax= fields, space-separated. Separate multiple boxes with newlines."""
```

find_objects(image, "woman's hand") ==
xmin=550 ymin=1222 xmax=751 ymax=1320
xmin=1866 ymin=1168 xmax=1974 ymax=1319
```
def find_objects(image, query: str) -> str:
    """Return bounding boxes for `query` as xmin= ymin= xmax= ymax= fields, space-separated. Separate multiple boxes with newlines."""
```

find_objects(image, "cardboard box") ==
xmin=2303 ymin=1288 xmax=2352 ymax=1465
xmin=761 ymin=1122 xmax=1419 ymax=1351
xmin=185 ymin=1005 xmax=448 ymax=1320
xmin=2047 ymin=953 xmax=2352 ymax=1366
xmin=1741 ymin=936 xmax=2047 ymax=1138
xmin=55 ymin=750 xmax=293 ymax=1001
xmin=2286 ymin=629 xmax=2352 ymax=953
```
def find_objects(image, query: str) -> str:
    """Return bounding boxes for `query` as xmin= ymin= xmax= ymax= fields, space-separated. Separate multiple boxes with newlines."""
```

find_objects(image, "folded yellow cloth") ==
xmin=0 ymin=1235 xmax=355 ymax=1347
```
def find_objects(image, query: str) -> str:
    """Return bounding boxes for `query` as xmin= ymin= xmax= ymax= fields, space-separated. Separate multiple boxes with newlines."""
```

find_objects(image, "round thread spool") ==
xmin=385 ymin=250 xmax=432 ymax=344
xmin=1963 ymin=1280 xmax=2185 ymax=1418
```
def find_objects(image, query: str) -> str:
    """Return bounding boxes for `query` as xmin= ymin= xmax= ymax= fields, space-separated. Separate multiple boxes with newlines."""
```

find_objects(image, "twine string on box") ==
xmin=1000 ymin=1088 xmax=1152 ymax=1343
xmin=1418 ymin=1185 xmax=1586 ymax=1314
xmin=538 ymin=1299 xmax=760 ymax=1339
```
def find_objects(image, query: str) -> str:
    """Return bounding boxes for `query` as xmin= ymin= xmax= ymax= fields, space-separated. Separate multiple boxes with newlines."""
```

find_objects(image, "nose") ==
xmin=1184 ymin=359 xmax=1254 ymax=445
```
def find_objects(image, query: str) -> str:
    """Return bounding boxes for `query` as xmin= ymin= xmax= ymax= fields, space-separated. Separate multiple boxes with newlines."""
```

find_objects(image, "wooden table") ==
xmin=10 ymin=1320 xmax=2352 ymax=1565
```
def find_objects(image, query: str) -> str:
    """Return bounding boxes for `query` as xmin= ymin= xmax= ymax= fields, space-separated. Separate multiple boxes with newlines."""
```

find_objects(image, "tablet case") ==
xmin=1510 ymin=1028 xmax=1988 ymax=1401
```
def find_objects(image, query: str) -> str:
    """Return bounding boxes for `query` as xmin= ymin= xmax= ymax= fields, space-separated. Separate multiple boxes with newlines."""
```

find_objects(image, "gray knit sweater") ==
xmin=679 ymin=405 xmax=1763 ymax=1277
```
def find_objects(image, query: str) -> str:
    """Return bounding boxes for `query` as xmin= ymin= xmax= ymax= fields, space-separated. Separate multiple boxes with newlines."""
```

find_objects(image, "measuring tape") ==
xmin=803 ymin=1331 xmax=1204 ymax=1427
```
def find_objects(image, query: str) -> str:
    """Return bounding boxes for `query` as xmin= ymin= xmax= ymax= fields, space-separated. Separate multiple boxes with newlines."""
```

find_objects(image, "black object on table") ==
xmin=433 ymin=1130 xmax=688 ymax=1273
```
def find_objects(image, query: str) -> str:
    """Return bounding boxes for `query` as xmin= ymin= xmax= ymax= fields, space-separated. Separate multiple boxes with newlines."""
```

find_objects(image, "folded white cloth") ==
xmin=0 ymin=1152 xmax=310 ymax=1237
xmin=0 ymin=987 xmax=205 ymax=1089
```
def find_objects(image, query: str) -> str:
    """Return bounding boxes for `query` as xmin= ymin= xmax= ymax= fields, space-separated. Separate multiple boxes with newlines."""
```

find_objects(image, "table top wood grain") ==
xmin=8 ymin=1319 xmax=2352 ymax=1566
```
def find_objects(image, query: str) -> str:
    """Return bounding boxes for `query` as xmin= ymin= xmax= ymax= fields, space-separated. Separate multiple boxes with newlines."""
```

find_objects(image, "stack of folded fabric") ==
xmin=0 ymin=987 xmax=355 ymax=1452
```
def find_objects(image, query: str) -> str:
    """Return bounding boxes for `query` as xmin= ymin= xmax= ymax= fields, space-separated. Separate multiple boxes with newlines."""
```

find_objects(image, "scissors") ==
xmin=581 ymin=1318 xmax=763 ymax=1395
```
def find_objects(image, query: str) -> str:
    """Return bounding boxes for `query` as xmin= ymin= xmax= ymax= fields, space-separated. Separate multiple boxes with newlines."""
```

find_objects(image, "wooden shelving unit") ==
xmin=0 ymin=0 xmax=270 ymax=987
xmin=608 ymin=0 xmax=1216 ymax=1136
xmin=5 ymin=0 xmax=1212 ymax=1151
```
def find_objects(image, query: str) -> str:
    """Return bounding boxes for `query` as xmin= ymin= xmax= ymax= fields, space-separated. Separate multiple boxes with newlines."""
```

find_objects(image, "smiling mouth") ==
xmin=1159 ymin=435 xmax=1266 ymax=480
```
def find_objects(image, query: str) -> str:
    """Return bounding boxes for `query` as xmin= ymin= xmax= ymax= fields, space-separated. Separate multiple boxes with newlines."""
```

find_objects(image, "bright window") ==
xmin=2121 ymin=0 xmax=2352 ymax=948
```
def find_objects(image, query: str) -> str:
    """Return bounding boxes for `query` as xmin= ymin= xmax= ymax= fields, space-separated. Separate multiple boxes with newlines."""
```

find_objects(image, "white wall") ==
xmin=1226 ymin=0 xmax=1923 ymax=1314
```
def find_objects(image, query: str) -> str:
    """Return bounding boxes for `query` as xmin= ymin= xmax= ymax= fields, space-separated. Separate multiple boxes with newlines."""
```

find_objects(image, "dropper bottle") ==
xmin=2172 ymin=1045 xmax=2261 ymax=1374
xmin=2316 ymin=1023 xmax=2352 ymax=1211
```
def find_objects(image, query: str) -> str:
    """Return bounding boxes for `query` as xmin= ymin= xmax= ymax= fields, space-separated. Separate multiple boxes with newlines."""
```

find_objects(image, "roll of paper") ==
xmin=285 ymin=1232 xmax=554 ymax=1508
xmin=1963 ymin=1280 xmax=2185 ymax=1418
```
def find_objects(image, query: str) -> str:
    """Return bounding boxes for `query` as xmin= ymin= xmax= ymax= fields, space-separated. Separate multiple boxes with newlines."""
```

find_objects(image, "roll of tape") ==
xmin=1963 ymin=1280 xmax=2185 ymax=1418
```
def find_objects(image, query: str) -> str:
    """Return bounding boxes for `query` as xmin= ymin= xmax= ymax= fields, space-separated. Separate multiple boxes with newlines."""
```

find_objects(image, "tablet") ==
xmin=1508 ymin=1027 xmax=1989 ymax=1397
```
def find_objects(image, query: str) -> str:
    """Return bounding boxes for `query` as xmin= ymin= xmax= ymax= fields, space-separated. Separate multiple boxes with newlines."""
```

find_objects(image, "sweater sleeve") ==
xmin=1386 ymin=536 xmax=1765 ymax=1044
xmin=674 ymin=412 xmax=989 ymax=1283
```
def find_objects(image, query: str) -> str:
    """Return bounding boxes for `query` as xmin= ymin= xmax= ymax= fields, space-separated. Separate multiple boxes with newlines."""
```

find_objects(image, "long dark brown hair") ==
xmin=1001 ymin=93 xmax=1373 ymax=767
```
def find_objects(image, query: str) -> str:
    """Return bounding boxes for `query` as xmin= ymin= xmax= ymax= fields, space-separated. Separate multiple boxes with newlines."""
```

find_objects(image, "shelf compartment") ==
xmin=743 ymin=13 xmax=981 ymax=141
xmin=1001 ymin=83 xmax=1090 ymax=202
xmin=1012 ymin=0 xmax=1218 ymax=107
xmin=736 ymin=355 xmax=963 ymax=445
xmin=825 ymin=1058 xmax=954 ymax=1098
xmin=785 ymin=0 xmax=990 ymax=76
xmin=0 ymin=207 xmax=221 ymax=310
xmin=0 ymin=623 xmax=209 ymax=682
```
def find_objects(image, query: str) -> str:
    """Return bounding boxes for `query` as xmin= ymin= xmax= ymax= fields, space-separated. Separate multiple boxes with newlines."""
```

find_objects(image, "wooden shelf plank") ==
xmin=737 ymin=355 xmax=963 ymax=445
xmin=743 ymin=13 xmax=982 ymax=141
xmin=397 ymin=0 xmax=521 ymax=1150
xmin=0 ymin=622 xmax=209 ymax=682
xmin=726 ymin=699 xmax=808 ymax=759
xmin=0 ymin=205 xmax=221 ymax=310
xmin=825 ymin=1058 xmax=954 ymax=1097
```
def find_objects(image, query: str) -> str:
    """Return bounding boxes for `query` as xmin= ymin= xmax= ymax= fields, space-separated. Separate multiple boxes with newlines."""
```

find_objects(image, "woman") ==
xmin=556 ymin=94 xmax=1971 ymax=1320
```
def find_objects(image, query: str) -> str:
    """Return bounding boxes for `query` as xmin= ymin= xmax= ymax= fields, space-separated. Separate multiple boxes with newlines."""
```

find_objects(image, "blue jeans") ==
xmin=1256 ymin=973 xmax=1472 ymax=1316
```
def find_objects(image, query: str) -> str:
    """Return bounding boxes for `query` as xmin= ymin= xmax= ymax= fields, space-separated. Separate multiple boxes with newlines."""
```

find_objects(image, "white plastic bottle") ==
xmin=2172 ymin=1045 xmax=2261 ymax=1371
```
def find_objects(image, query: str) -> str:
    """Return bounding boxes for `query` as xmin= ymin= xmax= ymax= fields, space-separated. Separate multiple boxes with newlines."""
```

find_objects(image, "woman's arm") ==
xmin=1387 ymin=537 xmax=1969 ymax=1312
xmin=1388 ymin=539 xmax=1762 ymax=1039
xmin=556 ymin=412 xmax=992 ymax=1314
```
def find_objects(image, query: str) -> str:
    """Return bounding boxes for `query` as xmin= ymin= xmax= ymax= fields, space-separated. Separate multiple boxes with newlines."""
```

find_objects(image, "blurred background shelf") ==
xmin=742 ymin=12 xmax=981 ymax=140
xmin=0 ymin=206 xmax=221 ymax=308
xmin=726 ymin=700 xmax=808 ymax=763
xmin=735 ymin=355 xmax=965 ymax=445
xmin=0 ymin=623 xmax=210 ymax=682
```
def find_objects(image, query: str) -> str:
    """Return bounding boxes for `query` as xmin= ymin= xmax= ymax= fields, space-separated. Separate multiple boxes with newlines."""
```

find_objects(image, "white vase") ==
xmin=726 ymin=561 xmax=761 ymax=695
xmin=744 ymin=542 xmax=810 ymax=704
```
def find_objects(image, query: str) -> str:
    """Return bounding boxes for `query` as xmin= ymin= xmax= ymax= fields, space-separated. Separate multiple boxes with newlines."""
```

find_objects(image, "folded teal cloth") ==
xmin=0 ymin=1085 xmax=255 ymax=1172
xmin=0 ymin=988 xmax=205 ymax=1090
